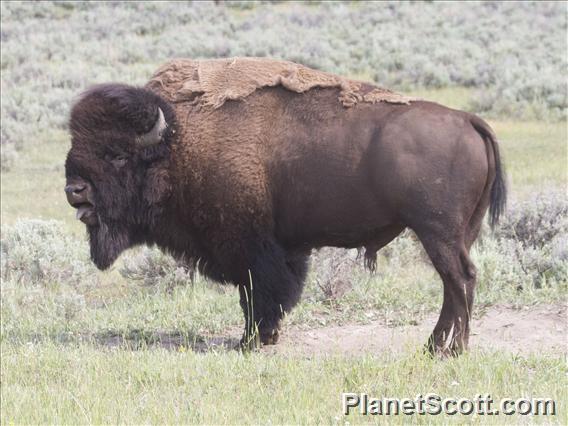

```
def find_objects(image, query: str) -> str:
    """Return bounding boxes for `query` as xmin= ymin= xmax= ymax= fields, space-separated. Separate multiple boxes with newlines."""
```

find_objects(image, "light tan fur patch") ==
xmin=146 ymin=57 xmax=415 ymax=109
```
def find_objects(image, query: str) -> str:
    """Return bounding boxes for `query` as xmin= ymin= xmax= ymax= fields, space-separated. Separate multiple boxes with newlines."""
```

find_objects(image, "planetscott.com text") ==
xmin=342 ymin=393 xmax=556 ymax=416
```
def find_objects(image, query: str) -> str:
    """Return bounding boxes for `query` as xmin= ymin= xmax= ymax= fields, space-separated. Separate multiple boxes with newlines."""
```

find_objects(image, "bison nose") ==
xmin=65 ymin=182 xmax=91 ymax=207
xmin=64 ymin=183 xmax=86 ymax=195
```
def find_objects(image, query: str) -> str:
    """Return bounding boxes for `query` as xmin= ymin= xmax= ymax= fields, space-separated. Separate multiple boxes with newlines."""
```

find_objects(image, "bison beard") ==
xmin=88 ymin=222 xmax=131 ymax=270
xmin=65 ymin=58 xmax=506 ymax=356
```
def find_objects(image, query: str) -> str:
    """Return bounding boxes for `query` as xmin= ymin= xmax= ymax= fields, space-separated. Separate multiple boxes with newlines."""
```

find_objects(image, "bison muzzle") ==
xmin=64 ymin=58 xmax=506 ymax=356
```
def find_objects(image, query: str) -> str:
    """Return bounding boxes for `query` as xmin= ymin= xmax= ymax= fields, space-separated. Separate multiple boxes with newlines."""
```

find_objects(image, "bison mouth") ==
xmin=75 ymin=203 xmax=98 ymax=226
xmin=65 ymin=181 xmax=98 ymax=226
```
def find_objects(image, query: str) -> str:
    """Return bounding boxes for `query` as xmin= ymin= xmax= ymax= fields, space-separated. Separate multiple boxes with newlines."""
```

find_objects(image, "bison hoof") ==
xmin=425 ymin=332 xmax=466 ymax=358
xmin=238 ymin=328 xmax=280 ymax=351
xmin=239 ymin=334 xmax=261 ymax=352
xmin=260 ymin=328 xmax=280 ymax=345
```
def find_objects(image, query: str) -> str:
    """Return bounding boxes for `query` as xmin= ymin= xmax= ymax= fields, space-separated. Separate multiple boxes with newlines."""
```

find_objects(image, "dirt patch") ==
xmin=91 ymin=304 xmax=566 ymax=355
xmin=263 ymin=304 xmax=567 ymax=356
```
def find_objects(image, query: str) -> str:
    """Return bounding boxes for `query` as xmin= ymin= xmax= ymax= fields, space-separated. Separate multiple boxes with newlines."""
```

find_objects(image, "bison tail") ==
xmin=470 ymin=115 xmax=507 ymax=229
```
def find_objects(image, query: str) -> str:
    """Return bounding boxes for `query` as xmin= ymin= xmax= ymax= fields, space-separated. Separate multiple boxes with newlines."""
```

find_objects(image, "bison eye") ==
xmin=109 ymin=155 xmax=128 ymax=169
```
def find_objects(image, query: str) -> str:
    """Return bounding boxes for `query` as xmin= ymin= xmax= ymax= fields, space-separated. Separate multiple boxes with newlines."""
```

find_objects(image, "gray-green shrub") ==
xmin=120 ymin=246 xmax=194 ymax=292
xmin=480 ymin=189 xmax=568 ymax=291
xmin=1 ymin=220 xmax=97 ymax=339
xmin=1 ymin=1 xmax=566 ymax=170
xmin=1 ymin=219 xmax=96 ymax=286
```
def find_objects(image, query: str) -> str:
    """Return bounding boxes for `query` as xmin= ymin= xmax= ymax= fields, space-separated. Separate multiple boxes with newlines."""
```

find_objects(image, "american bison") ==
xmin=65 ymin=58 xmax=506 ymax=355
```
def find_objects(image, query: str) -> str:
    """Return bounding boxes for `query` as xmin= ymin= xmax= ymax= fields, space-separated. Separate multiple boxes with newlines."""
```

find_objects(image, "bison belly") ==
xmin=270 ymin=145 xmax=400 ymax=250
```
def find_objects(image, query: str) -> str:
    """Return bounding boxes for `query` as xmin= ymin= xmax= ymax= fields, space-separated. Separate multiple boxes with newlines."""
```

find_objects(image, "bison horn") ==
xmin=137 ymin=107 xmax=167 ymax=147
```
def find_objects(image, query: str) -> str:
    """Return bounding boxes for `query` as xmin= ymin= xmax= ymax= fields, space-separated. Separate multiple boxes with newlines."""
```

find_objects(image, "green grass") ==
xmin=0 ymin=129 xmax=81 ymax=231
xmin=1 ymin=344 xmax=565 ymax=425
xmin=1 ymin=274 xmax=242 ymax=345
xmin=490 ymin=120 xmax=567 ymax=190
xmin=409 ymin=86 xmax=473 ymax=111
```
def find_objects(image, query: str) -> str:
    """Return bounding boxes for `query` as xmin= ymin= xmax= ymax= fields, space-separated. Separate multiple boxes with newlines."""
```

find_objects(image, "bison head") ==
xmin=65 ymin=84 xmax=175 ymax=270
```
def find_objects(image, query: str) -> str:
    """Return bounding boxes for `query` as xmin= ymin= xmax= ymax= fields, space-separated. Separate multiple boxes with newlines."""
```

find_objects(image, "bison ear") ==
xmin=136 ymin=107 xmax=167 ymax=147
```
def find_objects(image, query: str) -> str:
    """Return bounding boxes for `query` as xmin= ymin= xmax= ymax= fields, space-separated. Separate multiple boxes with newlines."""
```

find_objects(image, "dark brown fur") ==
xmin=65 ymin=60 xmax=506 ymax=355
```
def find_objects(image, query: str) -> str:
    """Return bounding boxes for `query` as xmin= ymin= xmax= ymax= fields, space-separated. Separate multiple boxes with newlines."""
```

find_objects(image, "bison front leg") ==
xmin=237 ymin=243 xmax=307 ymax=350
xmin=239 ymin=284 xmax=281 ymax=349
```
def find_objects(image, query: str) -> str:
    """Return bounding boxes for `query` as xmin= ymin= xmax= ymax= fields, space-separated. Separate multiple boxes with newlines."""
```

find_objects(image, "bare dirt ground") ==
xmin=99 ymin=304 xmax=567 ymax=355
xmin=263 ymin=304 xmax=567 ymax=356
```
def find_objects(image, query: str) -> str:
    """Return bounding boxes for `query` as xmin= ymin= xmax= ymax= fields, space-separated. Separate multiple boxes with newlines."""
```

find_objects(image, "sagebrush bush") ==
xmin=119 ymin=246 xmax=194 ymax=291
xmin=478 ymin=189 xmax=568 ymax=291
xmin=0 ymin=219 xmax=97 ymax=286
xmin=495 ymin=190 xmax=568 ymax=249
xmin=1 ymin=1 xmax=565 ymax=170
xmin=309 ymin=248 xmax=362 ymax=302
xmin=0 ymin=220 xmax=98 ymax=337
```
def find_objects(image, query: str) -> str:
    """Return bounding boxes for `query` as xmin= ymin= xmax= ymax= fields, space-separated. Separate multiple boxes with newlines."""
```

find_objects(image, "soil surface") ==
xmin=99 ymin=304 xmax=567 ymax=355
xmin=263 ymin=304 xmax=567 ymax=356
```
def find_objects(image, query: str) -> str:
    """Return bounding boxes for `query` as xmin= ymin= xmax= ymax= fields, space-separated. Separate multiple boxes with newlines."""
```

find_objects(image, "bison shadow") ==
xmin=30 ymin=330 xmax=241 ymax=353
xmin=94 ymin=330 xmax=241 ymax=353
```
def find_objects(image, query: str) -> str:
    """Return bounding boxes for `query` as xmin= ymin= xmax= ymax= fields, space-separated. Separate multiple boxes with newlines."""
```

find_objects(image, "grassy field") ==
xmin=1 ymin=2 xmax=567 ymax=424
xmin=2 ymin=345 xmax=565 ymax=424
